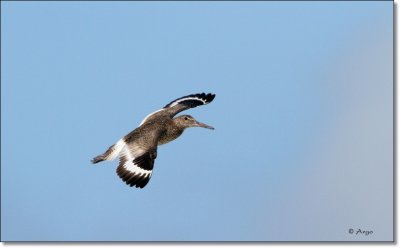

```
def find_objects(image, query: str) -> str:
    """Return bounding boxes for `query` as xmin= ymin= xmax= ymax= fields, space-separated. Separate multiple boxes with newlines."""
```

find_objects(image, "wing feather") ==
xmin=164 ymin=93 xmax=215 ymax=108
xmin=139 ymin=93 xmax=216 ymax=126
xmin=116 ymin=146 xmax=156 ymax=188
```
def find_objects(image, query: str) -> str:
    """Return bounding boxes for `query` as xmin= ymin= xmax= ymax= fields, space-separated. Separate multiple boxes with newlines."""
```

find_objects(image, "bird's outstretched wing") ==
xmin=116 ymin=129 xmax=160 ymax=188
xmin=164 ymin=92 xmax=215 ymax=109
xmin=139 ymin=93 xmax=215 ymax=126
xmin=116 ymin=146 xmax=157 ymax=188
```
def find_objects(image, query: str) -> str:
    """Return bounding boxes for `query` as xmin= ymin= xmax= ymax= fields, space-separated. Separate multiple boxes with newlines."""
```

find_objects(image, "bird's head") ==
xmin=174 ymin=115 xmax=214 ymax=130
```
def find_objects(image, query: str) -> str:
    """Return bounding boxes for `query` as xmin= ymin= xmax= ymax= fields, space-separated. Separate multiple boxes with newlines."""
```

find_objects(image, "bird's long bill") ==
xmin=195 ymin=121 xmax=215 ymax=130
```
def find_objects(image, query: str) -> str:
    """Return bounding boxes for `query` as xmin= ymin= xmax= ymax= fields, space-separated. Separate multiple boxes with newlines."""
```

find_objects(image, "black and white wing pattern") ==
xmin=139 ymin=93 xmax=215 ymax=126
xmin=164 ymin=92 xmax=215 ymax=109
xmin=116 ymin=144 xmax=157 ymax=188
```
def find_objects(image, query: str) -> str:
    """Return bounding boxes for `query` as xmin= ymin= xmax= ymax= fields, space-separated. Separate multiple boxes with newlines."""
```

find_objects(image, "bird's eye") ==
xmin=184 ymin=117 xmax=189 ymax=120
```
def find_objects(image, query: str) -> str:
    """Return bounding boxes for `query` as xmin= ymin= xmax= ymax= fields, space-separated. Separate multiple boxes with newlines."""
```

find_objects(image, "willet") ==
xmin=91 ymin=93 xmax=216 ymax=188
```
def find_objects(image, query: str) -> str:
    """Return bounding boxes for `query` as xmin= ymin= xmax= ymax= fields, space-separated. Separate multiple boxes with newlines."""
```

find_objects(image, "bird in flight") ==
xmin=91 ymin=92 xmax=216 ymax=188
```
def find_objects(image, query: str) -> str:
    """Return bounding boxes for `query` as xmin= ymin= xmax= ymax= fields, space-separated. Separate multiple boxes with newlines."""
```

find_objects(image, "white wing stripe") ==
xmin=168 ymin=97 xmax=207 ymax=107
xmin=121 ymin=147 xmax=152 ymax=176
xmin=139 ymin=109 xmax=164 ymax=126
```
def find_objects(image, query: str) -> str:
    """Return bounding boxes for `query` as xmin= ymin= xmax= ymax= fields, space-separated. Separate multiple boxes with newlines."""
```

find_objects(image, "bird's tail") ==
xmin=91 ymin=139 xmax=125 ymax=164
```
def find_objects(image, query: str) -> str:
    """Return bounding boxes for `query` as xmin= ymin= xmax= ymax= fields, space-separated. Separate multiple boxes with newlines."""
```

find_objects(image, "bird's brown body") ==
xmin=157 ymin=120 xmax=184 ymax=145
xmin=124 ymin=118 xmax=184 ymax=147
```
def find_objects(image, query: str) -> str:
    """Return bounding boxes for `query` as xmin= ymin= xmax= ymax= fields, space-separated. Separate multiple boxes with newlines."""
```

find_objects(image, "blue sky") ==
xmin=1 ymin=1 xmax=393 ymax=241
